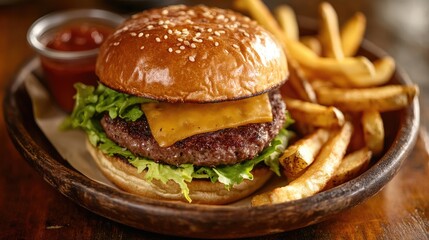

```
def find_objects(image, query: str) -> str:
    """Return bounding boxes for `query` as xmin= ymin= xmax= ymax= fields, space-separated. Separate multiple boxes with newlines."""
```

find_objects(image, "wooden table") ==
xmin=1 ymin=0 xmax=428 ymax=239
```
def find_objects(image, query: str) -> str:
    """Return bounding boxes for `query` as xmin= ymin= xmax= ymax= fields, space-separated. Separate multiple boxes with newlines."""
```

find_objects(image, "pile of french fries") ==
xmin=233 ymin=0 xmax=419 ymax=206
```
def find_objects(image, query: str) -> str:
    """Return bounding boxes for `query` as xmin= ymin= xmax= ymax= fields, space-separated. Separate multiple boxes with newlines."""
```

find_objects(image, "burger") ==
xmin=65 ymin=5 xmax=291 ymax=204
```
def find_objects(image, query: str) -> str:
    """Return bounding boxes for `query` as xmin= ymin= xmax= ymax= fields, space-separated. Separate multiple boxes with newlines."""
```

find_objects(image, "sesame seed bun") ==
xmin=96 ymin=5 xmax=288 ymax=103
xmin=87 ymin=140 xmax=274 ymax=204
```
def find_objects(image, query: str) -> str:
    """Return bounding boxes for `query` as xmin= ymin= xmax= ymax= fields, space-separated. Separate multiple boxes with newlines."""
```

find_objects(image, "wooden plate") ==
xmin=4 ymin=39 xmax=419 ymax=238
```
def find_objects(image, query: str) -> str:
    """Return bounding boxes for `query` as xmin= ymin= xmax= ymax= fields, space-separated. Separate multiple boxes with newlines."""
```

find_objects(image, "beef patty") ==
xmin=101 ymin=90 xmax=286 ymax=167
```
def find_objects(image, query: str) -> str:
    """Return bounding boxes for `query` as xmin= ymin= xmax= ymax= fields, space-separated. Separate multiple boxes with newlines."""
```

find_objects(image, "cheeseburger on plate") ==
xmin=65 ymin=5 xmax=291 ymax=204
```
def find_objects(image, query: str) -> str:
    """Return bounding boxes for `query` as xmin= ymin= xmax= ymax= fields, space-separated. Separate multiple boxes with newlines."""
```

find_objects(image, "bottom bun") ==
xmin=87 ymin=141 xmax=273 ymax=204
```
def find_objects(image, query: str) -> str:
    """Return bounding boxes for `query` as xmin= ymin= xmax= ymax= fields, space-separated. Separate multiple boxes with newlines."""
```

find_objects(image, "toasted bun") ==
xmin=87 ymin=141 xmax=273 ymax=204
xmin=96 ymin=5 xmax=288 ymax=103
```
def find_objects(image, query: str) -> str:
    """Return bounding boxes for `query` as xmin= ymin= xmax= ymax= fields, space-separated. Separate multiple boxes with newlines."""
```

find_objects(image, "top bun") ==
xmin=96 ymin=5 xmax=288 ymax=103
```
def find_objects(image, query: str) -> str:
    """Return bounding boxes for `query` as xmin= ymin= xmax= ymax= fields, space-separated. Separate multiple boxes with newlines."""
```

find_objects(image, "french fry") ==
xmin=233 ymin=0 xmax=286 ymax=46
xmin=324 ymin=147 xmax=372 ymax=189
xmin=341 ymin=12 xmax=366 ymax=57
xmin=362 ymin=110 xmax=385 ymax=155
xmin=300 ymin=36 xmax=322 ymax=56
xmin=286 ymin=39 xmax=375 ymax=81
xmin=310 ymin=79 xmax=336 ymax=90
xmin=234 ymin=0 xmax=376 ymax=84
xmin=280 ymin=128 xmax=331 ymax=179
xmin=275 ymin=5 xmax=299 ymax=41
xmin=315 ymin=84 xmax=419 ymax=112
xmin=319 ymin=2 xmax=344 ymax=59
xmin=252 ymin=122 xmax=353 ymax=205
xmin=286 ymin=60 xmax=318 ymax=103
xmin=328 ymin=56 xmax=396 ymax=87
xmin=346 ymin=112 xmax=366 ymax=152
xmin=370 ymin=57 xmax=396 ymax=86
xmin=354 ymin=57 xmax=395 ymax=87
xmin=284 ymin=97 xmax=345 ymax=127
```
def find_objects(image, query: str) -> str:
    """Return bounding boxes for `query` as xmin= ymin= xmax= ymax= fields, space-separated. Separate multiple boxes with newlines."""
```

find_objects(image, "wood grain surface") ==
xmin=1 ymin=0 xmax=428 ymax=239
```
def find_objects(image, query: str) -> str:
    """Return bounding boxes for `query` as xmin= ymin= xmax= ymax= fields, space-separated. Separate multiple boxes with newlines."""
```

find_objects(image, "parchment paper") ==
xmin=25 ymin=74 xmax=116 ymax=188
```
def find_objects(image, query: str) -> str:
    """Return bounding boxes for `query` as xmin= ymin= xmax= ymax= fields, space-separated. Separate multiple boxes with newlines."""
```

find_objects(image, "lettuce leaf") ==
xmin=64 ymin=83 xmax=293 ymax=202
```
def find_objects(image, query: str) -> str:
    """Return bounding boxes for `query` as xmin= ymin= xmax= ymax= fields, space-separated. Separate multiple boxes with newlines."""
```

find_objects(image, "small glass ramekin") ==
xmin=27 ymin=9 xmax=124 ymax=112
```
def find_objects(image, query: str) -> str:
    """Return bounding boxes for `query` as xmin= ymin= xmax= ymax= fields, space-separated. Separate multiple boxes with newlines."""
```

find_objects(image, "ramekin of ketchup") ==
xmin=27 ymin=9 xmax=124 ymax=112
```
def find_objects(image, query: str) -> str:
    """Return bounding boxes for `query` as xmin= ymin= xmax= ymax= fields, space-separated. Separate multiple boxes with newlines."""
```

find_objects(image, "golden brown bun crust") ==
xmin=87 ymin=141 xmax=273 ymax=204
xmin=96 ymin=5 xmax=288 ymax=103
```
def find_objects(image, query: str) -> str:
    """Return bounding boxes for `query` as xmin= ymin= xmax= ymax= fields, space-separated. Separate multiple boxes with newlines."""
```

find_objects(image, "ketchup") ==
xmin=41 ymin=23 xmax=113 ymax=112
xmin=46 ymin=23 xmax=111 ymax=51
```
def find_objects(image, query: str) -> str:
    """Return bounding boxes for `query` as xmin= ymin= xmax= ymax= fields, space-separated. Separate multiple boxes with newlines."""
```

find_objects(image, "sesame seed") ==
xmin=168 ymin=48 xmax=173 ymax=52
xmin=233 ymin=44 xmax=239 ymax=49
xmin=145 ymin=34 xmax=150 ymax=38
xmin=187 ymin=10 xmax=195 ymax=16
xmin=188 ymin=56 xmax=195 ymax=62
xmin=163 ymin=25 xmax=169 ymax=29
xmin=158 ymin=20 xmax=164 ymax=25
xmin=156 ymin=37 xmax=161 ymax=42
xmin=216 ymin=14 xmax=225 ymax=20
xmin=207 ymin=28 xmax=213 ymax=32
xmin=180 ymin=46 xmax=185 ymax=50
xmin=147 ymin=25 xmax=154 ymax=30
xmin=193 ymin=37 xmax=202 ymax=43
xmin=175 ymin=50 xmax=181 ymax=53
xmin=168 ymin=29 xmax=173 ymax=34
xmin=214 ymin=31 xmax=221 ymax=37
xmin=203 ymin=12 xmax=214 ymax=19
xmin=218 ymin=30 xmax=226 ymax=34
xmin=138 ymin=32 xmax=144 ymax=37
xmin=164 ymin=35 xmax=168 ymax=39
xmin=130 ymin=32 xmax=137 ymax=36
xmin=195 ymin=32 xmax=201 ymax=37
xmin=190 ymin=43 xmax=197 ymax=48
xmin=228 ymin=24 xmax=239 ymax=29
xmin=184 ymin=40 xmax=190 ymax=46
xmin=113 ymin=42 xmax=120 ymax=46
xmin=208 ymin=36 xmax=214 ymax=41
xmin=244 ymin=32 xmax=250 ymax=37
xmin=162 ymin=9 xmax=169 ymax=15
xmin=140 ymin=46 xmax=145 ymax=50
xmin=178 ymin=38 xmax=183 ymax=42
xmin=214 ymin=42 xmax=219 ymax=46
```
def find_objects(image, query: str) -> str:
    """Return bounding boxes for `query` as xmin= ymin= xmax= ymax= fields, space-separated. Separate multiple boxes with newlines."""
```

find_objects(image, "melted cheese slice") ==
xmin=142 ymin=94 xmax=273 ymax=147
